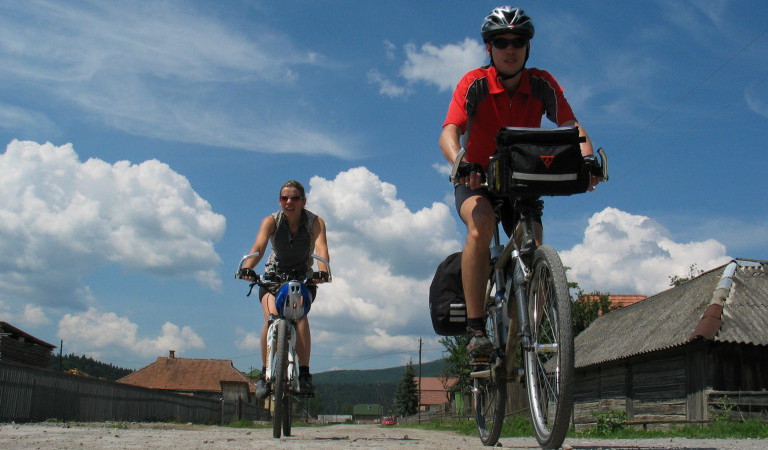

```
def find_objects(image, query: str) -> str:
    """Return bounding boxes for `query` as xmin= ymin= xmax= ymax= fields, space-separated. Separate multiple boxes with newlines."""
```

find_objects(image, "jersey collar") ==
xmin=488 ymin=65 xmax=531 ymax=95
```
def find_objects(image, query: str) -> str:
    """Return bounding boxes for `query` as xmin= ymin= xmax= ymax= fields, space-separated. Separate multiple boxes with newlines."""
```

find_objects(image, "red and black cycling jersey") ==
xmin=443 ymin=65 xmax=577 ymax=169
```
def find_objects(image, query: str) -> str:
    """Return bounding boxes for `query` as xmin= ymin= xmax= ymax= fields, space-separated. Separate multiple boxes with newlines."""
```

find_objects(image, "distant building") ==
xmin=574 ymin=259 xmax=768 ymax=428
xmin=317 ymin=414 xmax=352 ymax=424
xmin=352 ymin=403 xmax=383 ymax=423
xmin=117 ymin=351 xmax=255 ymax=401
xmin=0 ymin=321 xmax=56 ymax=368
xmin=582 ymin=294 xmax=647 ymax=310
xmin=605 ymin=294 xmax=647 ymax=307
xmin=416 ymin=377 xmax=458 ymax=412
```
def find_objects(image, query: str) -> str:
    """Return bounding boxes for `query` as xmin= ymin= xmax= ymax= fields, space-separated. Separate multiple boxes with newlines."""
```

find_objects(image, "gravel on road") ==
xmin=1 ymin=422 xmax=765 ymax=449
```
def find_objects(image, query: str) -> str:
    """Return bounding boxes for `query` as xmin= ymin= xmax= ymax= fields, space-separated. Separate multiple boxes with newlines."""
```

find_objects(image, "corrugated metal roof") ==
xmin=0 ymin=321 xmax=57 ymax=349
xmin=717 ymin=263 xmax=768 ymax=345
xmin=574 ymin=260 xmax=768 ymax=369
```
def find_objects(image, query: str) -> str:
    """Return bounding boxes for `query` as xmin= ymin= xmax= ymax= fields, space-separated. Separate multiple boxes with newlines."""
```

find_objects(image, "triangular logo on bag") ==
xmin=540 ymin=155 xmax=555 ymax=169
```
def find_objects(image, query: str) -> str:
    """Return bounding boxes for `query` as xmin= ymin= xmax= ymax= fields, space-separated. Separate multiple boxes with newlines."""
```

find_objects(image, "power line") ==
xmin=621 ymin=27 xmax=768 ymax=150
xmin=555 ymin=27 xmax=768 ymax=217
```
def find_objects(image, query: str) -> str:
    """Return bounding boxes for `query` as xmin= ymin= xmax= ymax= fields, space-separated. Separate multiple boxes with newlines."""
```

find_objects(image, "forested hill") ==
xmin=312 ymin=359 xmax=447 ymax=415
xmin=49 ymin=354 xmax=133 ymax=381
xmin=313 ymin=358 xmax=446 ymax=385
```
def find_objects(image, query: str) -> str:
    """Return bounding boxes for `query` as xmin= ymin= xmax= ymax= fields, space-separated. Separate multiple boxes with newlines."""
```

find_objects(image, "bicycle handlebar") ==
xmin=235 ymin=252 xmax=333 ymax=286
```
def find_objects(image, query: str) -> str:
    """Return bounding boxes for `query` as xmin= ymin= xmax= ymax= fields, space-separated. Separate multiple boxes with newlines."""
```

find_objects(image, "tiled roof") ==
xmin=117 ymin=356 xmax=255 ymax=394
xmin=415 ymin=377 xmax=457 ymax=391
xmin=416 ymin=377 xmax=458 ymax=406
xmin=575 ymin=260 xmax=768 ymax=369
xmin=607 ymin=294 xmax=647 ymax=307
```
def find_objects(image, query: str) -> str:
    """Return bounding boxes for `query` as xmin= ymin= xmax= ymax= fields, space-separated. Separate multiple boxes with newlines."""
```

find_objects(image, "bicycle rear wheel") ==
xmin=473 ymin=277 xmax=508 ymax=446
xmin=523 ymin=245 xmax=574 ymax=449
xmin=272 ymin=320 xmax=289 ymax=439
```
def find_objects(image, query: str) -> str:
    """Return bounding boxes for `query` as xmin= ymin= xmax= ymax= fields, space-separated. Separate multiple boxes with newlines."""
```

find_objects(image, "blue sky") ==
xmin=1 ymin=0 xmax=766 ymax=373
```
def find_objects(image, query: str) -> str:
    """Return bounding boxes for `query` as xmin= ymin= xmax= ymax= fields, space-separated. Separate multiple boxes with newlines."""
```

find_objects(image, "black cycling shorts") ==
xmin=454 ymin=184 xmax=542 ymax=237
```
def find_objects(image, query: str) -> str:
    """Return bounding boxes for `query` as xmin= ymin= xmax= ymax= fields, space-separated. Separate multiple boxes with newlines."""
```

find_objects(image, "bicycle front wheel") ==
xmin=282 ymin=394 xmax=292 ymax=436
xmin=473 ymin=280 xmax=508 ymax=446
xmin=272 ymin=320 xmax=289 ymax=439
xmin=523 ymin=245 xmax=574 ymax=449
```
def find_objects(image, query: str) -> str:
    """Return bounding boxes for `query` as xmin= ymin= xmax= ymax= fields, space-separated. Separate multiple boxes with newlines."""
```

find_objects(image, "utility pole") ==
xmin=418 ymin=337 xmax=422 ymax=423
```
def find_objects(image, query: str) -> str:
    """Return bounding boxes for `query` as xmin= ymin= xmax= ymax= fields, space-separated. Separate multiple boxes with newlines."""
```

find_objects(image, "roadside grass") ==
xmin=406 ymin=416 xmax=768 ymax=439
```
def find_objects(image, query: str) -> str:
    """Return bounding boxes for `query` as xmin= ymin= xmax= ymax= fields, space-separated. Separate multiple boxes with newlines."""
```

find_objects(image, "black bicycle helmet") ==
xmin=481 ymin=6 xmax=535 ymax=42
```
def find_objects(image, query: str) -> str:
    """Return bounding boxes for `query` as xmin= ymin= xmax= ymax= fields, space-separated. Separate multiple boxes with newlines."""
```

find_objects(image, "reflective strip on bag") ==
xmin=512 ymin=172 xmax=578 ymax=181
xmin=449 ymin=303 xmax=466 ymax=322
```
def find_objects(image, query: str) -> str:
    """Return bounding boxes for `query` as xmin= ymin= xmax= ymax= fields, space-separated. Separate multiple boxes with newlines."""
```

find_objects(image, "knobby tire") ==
xmin=523 ymin=245 xmax=574 ymax=449
xmin=272 ymin=320 xmax=289 ymax=439
xmin=282 ymin=394 xmax=292 ymax=436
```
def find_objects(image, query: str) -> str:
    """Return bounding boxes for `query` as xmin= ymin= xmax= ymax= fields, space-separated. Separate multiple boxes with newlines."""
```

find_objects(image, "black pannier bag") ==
xmin=428 ymin=252 xmax=466 ymax=336
xmin=487 ymin=126 xmax=589 ymax=196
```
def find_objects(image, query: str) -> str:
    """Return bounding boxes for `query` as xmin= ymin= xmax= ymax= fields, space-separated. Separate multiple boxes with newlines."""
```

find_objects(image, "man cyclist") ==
xmin=438 ymin=6 xmax=600 ymax=365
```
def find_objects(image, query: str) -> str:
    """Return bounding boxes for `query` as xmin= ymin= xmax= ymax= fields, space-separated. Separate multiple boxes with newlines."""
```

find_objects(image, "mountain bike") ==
xmin=451 ymin=126 xmax=608 ymax=448
xmin=236 ymin=252 xmax=331 ymax=439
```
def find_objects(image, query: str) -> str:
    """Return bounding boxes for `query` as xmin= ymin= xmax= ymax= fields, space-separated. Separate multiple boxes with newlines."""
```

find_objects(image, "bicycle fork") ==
xmin=265 ymin=318 xmax=298 ymax=388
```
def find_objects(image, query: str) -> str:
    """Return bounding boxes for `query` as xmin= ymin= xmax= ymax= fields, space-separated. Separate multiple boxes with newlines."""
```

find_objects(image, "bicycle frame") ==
xmin=454 ymin=141 xmax=605 ymax=448
xmin=473 ymin=199 xmax=536 ymax=380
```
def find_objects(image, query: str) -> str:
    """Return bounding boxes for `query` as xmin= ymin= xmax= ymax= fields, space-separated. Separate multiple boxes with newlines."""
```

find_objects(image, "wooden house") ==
xmin=573 ymin=259 xmax=768 ymax=429
xmin=117 ymin=351 xmax=255 ymax=401
xmin=416 ymin=376 xmax=457 ymax=412
xmin=0 ymin=321 xmax=56 ymax=368
xmin=352 ymin=403 xmax=383 ymax=423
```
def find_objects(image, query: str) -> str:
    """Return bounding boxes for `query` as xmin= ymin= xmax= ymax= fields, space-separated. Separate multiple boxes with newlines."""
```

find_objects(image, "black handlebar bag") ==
xmin=487 ymin=126 xmax=589 ymax=197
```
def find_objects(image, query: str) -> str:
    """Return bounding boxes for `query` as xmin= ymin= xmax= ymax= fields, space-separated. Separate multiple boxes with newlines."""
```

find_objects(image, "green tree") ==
xmin=669 ymin=263 xmax=703 ymax=287
xmin=572 ymin=290 xmax=616 ymax=334
xmin=439 ymin=335 xmax=470 ymax=397
xmin=392 ymin=361 xmax=418 ymax=417
xmin=50 ymin=353 xmax=132 ymax=381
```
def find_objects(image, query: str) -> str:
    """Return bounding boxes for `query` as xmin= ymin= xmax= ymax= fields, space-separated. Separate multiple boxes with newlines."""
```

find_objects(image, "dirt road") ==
xmin=0 ymin=422 xmax=764 ymax=449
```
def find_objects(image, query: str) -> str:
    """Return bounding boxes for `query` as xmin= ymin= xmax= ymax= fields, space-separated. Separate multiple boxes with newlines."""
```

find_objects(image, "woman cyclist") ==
xmin=238 ymin=180 xmax=330 ymax=397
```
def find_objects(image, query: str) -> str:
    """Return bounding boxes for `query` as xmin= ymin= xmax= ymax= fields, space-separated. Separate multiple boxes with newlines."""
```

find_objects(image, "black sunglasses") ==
xmin=491 ymin=37 xmax=528 ymax=50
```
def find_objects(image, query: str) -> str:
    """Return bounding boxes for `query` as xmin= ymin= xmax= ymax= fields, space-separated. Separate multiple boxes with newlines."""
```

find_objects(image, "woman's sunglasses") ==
xmin=491 ymin=37 xmax=528 ymax=50
xmin=279 ymin=195 xmax=304 ymax=202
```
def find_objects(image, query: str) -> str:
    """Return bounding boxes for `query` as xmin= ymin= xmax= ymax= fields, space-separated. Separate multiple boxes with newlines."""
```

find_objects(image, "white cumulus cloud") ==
xmin=58 ymin=307 xmax=204 ymax=358
xmin=401 ymin=38 xmax=486 ymax=92
xmin=371 ymin=38 xmax=486 ymax=98
xmin=0 ymin=140 xmax=225 ymax=308
xmin=560 ymin=207 xmax=731 ymax=295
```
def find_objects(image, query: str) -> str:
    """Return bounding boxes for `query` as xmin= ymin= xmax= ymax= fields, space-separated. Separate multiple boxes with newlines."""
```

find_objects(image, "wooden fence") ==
xmin=0 ymin=360 xmax=258 ymax=424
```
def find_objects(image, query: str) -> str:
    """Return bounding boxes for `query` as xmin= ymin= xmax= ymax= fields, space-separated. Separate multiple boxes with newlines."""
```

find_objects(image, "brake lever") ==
xmin=449 ymin=148 xmax=467 ymax=184
xmin=597 ymin=147 xmax=609 ymax=182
